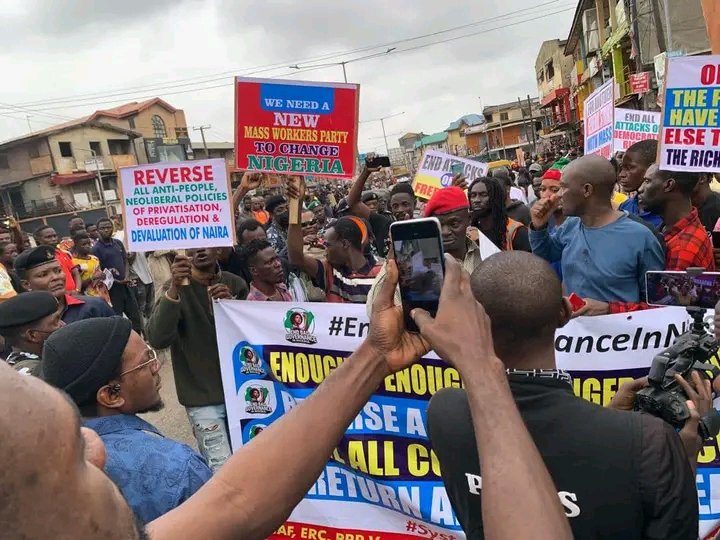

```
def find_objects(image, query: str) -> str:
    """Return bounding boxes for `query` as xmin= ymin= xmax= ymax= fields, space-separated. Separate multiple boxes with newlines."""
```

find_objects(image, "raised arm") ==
xmin=285 ymin=176 xmax=323 ymax=278
xmin=147 ymin=259 xmax=429 ymax=540
xmin=346 ymin=165 xmax=379 ymax=220
xmin=231 ymin=173 xmax=262 ymax=216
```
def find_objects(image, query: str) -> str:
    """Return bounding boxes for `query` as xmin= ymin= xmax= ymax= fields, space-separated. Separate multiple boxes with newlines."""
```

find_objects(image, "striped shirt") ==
xmin=314 ymin=257 xmax=383 ymax=303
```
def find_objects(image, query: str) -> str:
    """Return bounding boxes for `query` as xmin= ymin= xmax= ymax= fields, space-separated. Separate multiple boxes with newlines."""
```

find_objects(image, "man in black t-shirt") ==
xmin=428 ymin=252 xmax=698 ymax=540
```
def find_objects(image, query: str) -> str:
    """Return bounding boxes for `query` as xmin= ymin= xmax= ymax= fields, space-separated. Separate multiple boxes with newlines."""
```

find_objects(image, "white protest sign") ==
xmin=613 ymin=108 xmax=661 ymax=153
xmin=659 ymin=55 xmax=720 ymax=172
xmin=215 ymin=301 xmax=720 ymax=539
xmin=583 ymin=78 xmax=615 ymax=158
xmin=412 ymin=150 xmax=488 ymax=201
xmin=119 ymin=158 xmax=235 ymax=251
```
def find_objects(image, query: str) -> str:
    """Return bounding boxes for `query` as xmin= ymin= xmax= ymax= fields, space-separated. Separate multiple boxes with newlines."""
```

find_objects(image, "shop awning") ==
xmin=540 ymin=87 xmax=570 ymax=108
xmin=50 ymin=172 xmax=96 ymax=186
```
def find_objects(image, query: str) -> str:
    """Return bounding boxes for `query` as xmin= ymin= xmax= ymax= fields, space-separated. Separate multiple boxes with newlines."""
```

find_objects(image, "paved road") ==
xmin=140 ymin=356 xmax=196 ymax=448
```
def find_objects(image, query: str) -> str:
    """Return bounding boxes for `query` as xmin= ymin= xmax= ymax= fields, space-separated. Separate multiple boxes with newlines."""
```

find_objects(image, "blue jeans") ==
xmin=186 ymin=404 xmax=232 ymax=473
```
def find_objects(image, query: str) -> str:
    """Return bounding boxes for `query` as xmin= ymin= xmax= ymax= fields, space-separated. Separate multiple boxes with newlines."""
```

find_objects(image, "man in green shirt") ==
xmin=146 ymin=247 xmax=248 ymax=472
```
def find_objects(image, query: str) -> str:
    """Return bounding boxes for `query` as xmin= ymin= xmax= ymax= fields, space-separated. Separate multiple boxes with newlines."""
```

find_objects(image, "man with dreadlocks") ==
xmin=468 ymin=177 xmax=531 ymax=251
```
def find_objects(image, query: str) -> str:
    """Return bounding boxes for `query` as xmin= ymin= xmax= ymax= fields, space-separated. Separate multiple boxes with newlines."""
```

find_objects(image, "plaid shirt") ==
xmin=609 ymin=208 xmax=715 ymax=313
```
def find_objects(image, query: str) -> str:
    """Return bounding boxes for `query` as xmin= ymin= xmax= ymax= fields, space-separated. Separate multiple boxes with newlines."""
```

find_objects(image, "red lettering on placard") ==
xmin=132 ymin=165 xmax=215 ymax=185
xmin=700 ymin=64 xmax=720 ymax=85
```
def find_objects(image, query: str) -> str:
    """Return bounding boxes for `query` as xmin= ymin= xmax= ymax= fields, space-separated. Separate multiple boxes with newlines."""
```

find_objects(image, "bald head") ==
xmin=0 ymin=362 xmax=142 ymax=539
xmin=560 ymin=155 xmax=617 ymax=216
xmin=471 ymin=252 xmax=566 ymax=364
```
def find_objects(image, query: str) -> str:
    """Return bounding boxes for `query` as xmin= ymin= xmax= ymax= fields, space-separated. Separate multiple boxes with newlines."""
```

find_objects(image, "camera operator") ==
xmin=428 ymin=251 xmax=698 ymax=539
xmin=610 ymin=372 xmax=713 ymax=473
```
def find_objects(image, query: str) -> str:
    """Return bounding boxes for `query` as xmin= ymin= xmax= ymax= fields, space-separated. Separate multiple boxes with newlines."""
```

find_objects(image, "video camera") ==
xmin=637 ymin=268 xmax=720 ymax=438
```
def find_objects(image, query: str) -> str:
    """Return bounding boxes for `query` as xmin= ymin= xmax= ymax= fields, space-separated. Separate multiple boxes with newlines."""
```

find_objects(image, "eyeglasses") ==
xmin=302 ymin=219 xmax=318 ymax=227
xmin=119 ymin=348 xmax=161 ymax=378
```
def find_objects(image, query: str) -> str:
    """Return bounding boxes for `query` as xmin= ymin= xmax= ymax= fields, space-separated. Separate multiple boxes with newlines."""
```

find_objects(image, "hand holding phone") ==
xmin=365 ymin=155 xmax=391 ymax=169
xmin=390 ymin=218 xmax=445 ymax=332
xmin=568 ymin=293 xmax=587 ymax=312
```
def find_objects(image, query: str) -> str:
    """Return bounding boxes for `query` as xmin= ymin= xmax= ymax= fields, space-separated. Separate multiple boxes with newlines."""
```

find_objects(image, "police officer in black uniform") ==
xmin=0 ymin=291 xmax=64 ymax=376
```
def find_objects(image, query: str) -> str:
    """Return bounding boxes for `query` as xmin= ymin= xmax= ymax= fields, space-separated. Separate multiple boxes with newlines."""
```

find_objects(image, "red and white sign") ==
xmin=629 ymin=72 xmax=652 ymax=95
xmin=234 ymin=77 xmax=360 ymax=178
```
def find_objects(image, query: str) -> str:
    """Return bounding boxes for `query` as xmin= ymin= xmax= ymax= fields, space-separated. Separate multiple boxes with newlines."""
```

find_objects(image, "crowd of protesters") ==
xmin=2 ymin=141 xmax=720 ymax=539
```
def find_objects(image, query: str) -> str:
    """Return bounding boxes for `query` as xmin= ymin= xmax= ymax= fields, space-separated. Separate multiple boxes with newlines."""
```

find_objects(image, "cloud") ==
xmin=0 ymin=0 xmax=575 ymax=151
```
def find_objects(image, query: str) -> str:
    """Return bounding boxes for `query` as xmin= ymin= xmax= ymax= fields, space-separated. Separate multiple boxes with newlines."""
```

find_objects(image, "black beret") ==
xmin=41 ymin=317 xmax=132 ymax=407
xmin=14 ymin=246 xmax=56 ymax=274
xmin=361 ymin=191 xmax=379 ymax=203
xmin=265 ymin=195 xmax=287 ymax=213
xmin=0 ymin=291 xmax=59 ymax=334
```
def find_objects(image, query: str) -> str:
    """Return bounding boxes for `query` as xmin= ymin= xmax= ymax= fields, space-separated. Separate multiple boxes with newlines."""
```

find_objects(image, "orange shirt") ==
xmin=253 ymin=210 xmax=270 ymax=225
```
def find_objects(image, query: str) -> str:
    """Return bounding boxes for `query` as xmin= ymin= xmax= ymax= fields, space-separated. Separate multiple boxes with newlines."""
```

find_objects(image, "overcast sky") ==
xmin=0 ymin=0 xmax=574 ymax=154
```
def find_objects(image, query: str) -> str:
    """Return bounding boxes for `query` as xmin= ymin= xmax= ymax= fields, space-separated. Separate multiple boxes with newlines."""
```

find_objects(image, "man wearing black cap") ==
xmin=41 ymin=316 xmax=212 ymax=523
xmin=265 ymin=194 xmax=289 ymax=254
xmin=0 ymin=291 xmax=63 ymax=375
xmin=14 ymin=246 xmax=115 ymax=324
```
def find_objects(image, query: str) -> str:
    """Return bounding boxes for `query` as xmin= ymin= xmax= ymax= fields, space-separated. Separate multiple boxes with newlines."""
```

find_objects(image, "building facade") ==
xmin=444 ymin=114 xmax=485 ymax=156
xmin=88 ymin=98 xmax=191 ymax=164
xmin=482 ymin=99 xmax=543 ymax=160
xmin=536 ymin=39 xmax=576 ymax=140
xmin=0 ymin=120 xmax=140 ymax=223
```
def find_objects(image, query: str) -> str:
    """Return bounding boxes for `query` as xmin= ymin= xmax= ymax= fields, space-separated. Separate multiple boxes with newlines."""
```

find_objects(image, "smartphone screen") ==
xmin=451 ymin=162 xmax=464 ymax=176
xmin=646 ymin=271 xmax=720 ymax=309
xmin=366 ymin=156 xmax=391 ymax=168
xmin=390 ymin=218 xmax=445 ymax=332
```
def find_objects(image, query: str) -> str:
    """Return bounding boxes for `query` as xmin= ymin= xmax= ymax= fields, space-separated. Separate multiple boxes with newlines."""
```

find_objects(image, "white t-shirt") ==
xmin=510 ymin=186 xmax=528 ymax=204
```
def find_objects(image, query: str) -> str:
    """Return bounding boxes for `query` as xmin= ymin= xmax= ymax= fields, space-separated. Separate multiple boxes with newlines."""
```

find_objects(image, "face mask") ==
xmin=277 ymin=211 xmax=290 ymax=228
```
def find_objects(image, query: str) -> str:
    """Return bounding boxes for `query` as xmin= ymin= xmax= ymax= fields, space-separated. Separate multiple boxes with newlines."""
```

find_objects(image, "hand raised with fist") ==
xmin=530 ymin=193 xmax=561 ymax=229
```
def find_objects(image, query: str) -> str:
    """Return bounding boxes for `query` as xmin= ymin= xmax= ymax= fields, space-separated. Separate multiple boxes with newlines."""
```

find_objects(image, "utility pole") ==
xmin=193 ymin=125 xmax=211 ymax=159
xmin=380 ymin=118 xmax=390 ymax=156
xmin=526 ymin=94 xmax=538 ymax=155
xmin=661 ymin=0 xmax=673 ymax=51
xmin=496 ymin=105 xmax=507 ymax=160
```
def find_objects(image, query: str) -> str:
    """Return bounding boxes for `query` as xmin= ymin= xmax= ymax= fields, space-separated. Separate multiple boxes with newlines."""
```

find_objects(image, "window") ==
xmin=0 ymin=154 xmax=9 ymax=169
xmin=546 ymin=60 xmax=555 ymax=80
xmin=28 ymin=142 xmax=41 ymax=159
xmin=500 ymin=112 xmax=509 ymax=122
xmin=152 ymin=115 xmax=167 ymax=138
xmin=128 ymin=117 xmax=136 ymax=129
xmin=58 ymin=141 xmax=73 ymax=158
xmin=89 ymin=141 xmax=103 ymax=156
xmin=108 ymin=139 xmax=131 ymax=155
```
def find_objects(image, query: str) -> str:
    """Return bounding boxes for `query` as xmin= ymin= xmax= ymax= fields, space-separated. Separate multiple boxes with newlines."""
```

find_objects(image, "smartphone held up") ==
xmin=390 ymin=218 xmax=445 ymax=332
xmin=646 ymin=270 xmax=720 ymax=309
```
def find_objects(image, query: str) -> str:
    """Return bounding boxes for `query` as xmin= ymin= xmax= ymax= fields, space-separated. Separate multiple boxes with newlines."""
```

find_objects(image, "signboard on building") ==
xmin=412 ymin=150 xmax=488 ymax=201
xmin=659 ymin=55 xmax=720 ymax=173
xmin=583 ymin=78 xmax=615 ymax=158
xmin=83 ymin=157 xmax=104 ymax=172
xmin=118 ymin=158 xmax=235 ymax=251
xmin=613 ymin=108 xmax=661 ymax=152
xmin=234 ymin=77 xmax=359 ymax=178
xmin=629 ymin=72 xmax=652 ymax=94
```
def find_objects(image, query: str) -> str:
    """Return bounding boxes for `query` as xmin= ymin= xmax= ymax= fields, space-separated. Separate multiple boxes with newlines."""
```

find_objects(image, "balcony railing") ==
xmin=12 ymin=195 xmax=79 ymax=219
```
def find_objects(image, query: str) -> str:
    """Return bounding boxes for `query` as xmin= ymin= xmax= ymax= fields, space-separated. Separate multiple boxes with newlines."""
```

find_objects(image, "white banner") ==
xmin=215 ymin=302 xmax=720 ymax=539
xmin=118 ymin=158 xmax=235 ymax=251
xmin=613 ymin=108 xmax=661 ymax=153
xmin=583 ymin=78 xmax=615 ymax=158
xmin=660 ymin=55 xmax=720 ymax=173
